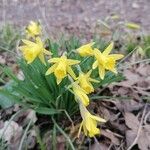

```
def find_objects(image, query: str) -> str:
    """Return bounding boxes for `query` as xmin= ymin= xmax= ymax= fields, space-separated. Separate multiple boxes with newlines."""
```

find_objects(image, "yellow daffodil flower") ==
xmin=77 ymin=70 xmax=99 ymax=94
xmin=92 ymin=42 xmax=124 ymax=80
xmin=19 ymin=37 xmax=51 ymax=64
xmin=26 ymin=21 xmax=41 ymax=38
xmin=72 ymin=83 xmax=90 ymax=106
xmin=46 ymin=56 xmax=80 ymax=84
xmin=78 ymin=102 xmax=106 ymax=137
xmin=77 ymin=42 xmax=95 ymax=57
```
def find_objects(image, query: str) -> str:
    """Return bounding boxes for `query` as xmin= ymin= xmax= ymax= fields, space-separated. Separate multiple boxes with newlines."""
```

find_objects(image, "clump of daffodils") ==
xmin=19 ymin=21 xmax=124 ymax=138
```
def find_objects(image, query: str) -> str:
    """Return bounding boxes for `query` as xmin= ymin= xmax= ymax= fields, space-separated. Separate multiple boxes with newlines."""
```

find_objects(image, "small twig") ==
xmin=117 ymin=140 xmax=125 ymax=150
xmin=108 ymin=143 xmax=114 ymax=150
xmin=127 ymin=103 xmax=147 ymax=150
xmin=119 ymin=58 xmax=150 ymax=70
xmin=117 ymin=47 xmax=137 ymax=66
xmin=144 ymin=111 xmax=150 ymax=125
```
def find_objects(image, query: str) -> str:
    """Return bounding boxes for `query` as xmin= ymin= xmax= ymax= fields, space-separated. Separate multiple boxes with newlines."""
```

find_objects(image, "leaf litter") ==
xmin=87 ymin=62 xmax=150 ymax=150
xmin=0 ymin=46 xmax=150 ymax=149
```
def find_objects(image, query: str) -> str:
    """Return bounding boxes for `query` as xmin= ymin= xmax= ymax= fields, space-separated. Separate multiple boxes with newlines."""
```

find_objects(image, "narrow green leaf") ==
xmin=35 ymin=107 xmax=60 ymax=115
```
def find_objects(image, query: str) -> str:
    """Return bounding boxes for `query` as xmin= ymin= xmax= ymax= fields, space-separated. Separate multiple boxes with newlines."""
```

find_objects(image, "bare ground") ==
xmin=0 ymin=0 xmax=150 ymax=38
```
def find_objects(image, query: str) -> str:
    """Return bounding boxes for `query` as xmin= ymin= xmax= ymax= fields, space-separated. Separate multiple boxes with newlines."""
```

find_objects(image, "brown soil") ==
xmin=0 ymin=0 xmax=150 ymax=38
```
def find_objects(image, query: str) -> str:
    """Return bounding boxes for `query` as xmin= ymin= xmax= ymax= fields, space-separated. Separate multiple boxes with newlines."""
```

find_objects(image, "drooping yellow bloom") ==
xmin=26 ymin=21 xmax=41 ymax=38
xmin=19 ymin=37 xmax=51 ymax=64
xmin=77 ymin=70 xmax=99 ymax=94
xmin=77 ymin=42 xmax=95 ymax=57
xmin=78 ymin=102 xmax=106 ymax=137
xmin=93 ymin=42 xmax=124 ymax=80
xmin=72 ymin=83 xmax=90 ymax=106
xmin=46 ymin=55 xmax=80 ymax=84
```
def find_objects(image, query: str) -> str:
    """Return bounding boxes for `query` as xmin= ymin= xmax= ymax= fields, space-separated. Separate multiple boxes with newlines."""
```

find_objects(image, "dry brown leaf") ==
xmin=0 ymin=121 xmax=22 ymax=143
xmin=124 ymin=69 xmax=141 ymax=86
xmin=0 ymin=55 xmax=6 ymax=64
xmin=126 ymin=130 xmax=137 ymax=147
xmin=136 ymin=64 xmax=150 ymax=76
xmin=138 ymin=125 xmax=150 ymax=150
xmin=124 ymin=112 xmax=139 ymax=131
xmin=101 ymin=129 xmax=120 ymax=145
xmin=115 ymin=100 xmax=143 ymax=112
xmin=90 ymin=142 xmax=108 ymax=150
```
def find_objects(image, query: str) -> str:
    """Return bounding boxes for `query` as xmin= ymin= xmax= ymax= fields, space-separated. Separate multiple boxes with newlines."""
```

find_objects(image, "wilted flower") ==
xmin=78 ymin=102 xmax=106 ymax=137
xmin=26 ymin=21 xmax=41 ymax=38
xmin=77 ymin=70 xmax=99 ymax=94
xmin=19 ymin=37 xmax=51 ymax=64
xmin=93 ymin=42 xmax=124 ymax=80
xmin=77 ymin=42 xmax=95 ymax=57
xmin=46 ymin=55 xmax=80 ymax=84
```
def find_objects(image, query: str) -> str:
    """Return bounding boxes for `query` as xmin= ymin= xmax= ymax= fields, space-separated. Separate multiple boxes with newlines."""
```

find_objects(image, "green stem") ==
xmin=52 ymin=117 xmax=76 ymax=150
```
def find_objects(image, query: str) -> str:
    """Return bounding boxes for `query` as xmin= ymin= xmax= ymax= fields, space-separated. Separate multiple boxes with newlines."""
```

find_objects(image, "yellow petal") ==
xmin=88 ymin=127 xmax=100 ymax=137
xmin=45 ymin=64 xmax=57 ymax=75
xmin=86 ymin=70 xmax=92 ymax=77
xmin=24 ymin=50 xmax=38 ymax=64
xmin=54 ymin=62 xmax=67 ymax=79
xmin=67 ymin=66 xmax=77 ymax=80
xmin=108 ymin=54 xmax=124 ymax=60
xmin=110 ymin=68 xmax=117 ymax=74
xmin=19 ymin=46 xmax=28 ymax=52
xmin=78 ymin=74 xmax=94 ymax=94
xmin=48 ymin=58 xmax=60 ymax=63
xmin=104 ymin=59 xmax=115 ymax=70
xmin=44 ymin=49 xmax=52 ymax=55
xmin=38 ymin=53 xmax=46 ymax=65
xmin=92 ymin=61 xmax=98 ymax=69
xmin=103 ymin=42 xmax=114 ymax=55
xmin=36 ymin=37 xmax=42 ymax=44
xmin=77 ymin=42 xmax=95 ymax=57
xmin=94 ymin=48 xmax=103 ymax=61
xmin=22 ymin=39 xmax=36 ymax=47
xmin=75 ymin=89 xmax=89 ymax=106
xmin=91 ymin=115 xmax=106 ymax=123
xmin=56 ymin=78 xmax=62 ymax=84
xmin=80 ymin=79 xmax=94 ymax=94
xmin=80 ymin=93 xmax=89 ymax=106
xmin=99 ymin=66 xmax=105 ymax=80
xmin=89 ymin=78 xmax=99 ymax=83
xmin=26 ymin=21 xmax=41 ymax=37
xmin=67 ymin=59 xmax=80 ymax=65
